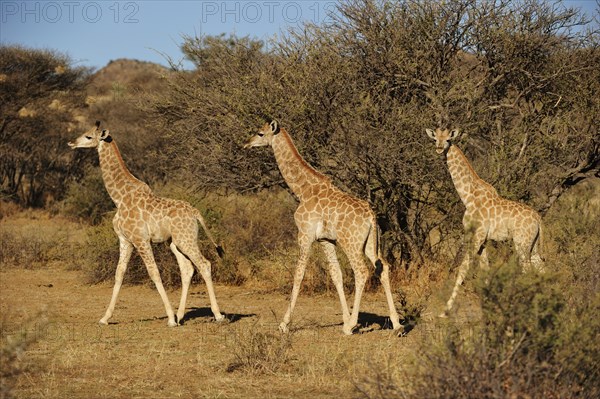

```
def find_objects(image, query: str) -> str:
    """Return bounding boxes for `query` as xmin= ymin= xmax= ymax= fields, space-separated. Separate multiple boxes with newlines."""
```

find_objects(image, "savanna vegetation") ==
xmin=1 ymin=0 xmax=599 ymax=398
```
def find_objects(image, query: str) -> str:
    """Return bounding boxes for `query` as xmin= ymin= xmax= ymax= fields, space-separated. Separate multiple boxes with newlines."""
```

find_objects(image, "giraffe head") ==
xmin=68 ymin=121 xmax=112 ymax=149
xmin=243 ymin=120 xmax=280 ymax=148
xmin=426 ymin=128 xmax=460 ymax=154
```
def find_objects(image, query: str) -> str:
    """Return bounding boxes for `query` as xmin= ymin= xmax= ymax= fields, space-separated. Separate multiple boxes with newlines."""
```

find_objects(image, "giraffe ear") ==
xmin=100 ymin=129 xmax=113 ymax=143
xmin=426 ymin=128 xmax=436 ymax=139
xmin=270 ymin=120 xmax=280 ymax=135
xmin=449 ymin=129 xmax=460 ymax=139
xmin=95 ymin=120 xmax=101 ymax=129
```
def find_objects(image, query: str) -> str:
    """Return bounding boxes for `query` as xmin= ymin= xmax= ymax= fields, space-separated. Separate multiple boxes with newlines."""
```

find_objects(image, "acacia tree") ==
xmin=144 ymin=0 xmax=599 ymax=266
xmin=0 ymin=46 xmax=91 ymax=207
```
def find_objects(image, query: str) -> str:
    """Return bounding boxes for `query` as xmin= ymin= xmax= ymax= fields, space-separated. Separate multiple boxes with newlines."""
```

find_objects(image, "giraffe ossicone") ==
xmin=426 ymin=127 xmax=544 ymax=318
xmin=69 ymin=121 xmax=225 ymax=327
xmin=245 ymin=120 xmax=402 ymax=335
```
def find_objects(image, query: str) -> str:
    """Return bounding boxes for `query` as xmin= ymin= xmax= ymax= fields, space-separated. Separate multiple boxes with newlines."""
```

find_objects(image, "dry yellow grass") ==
xmin=1 ymin=266 xmax=450 ymax=398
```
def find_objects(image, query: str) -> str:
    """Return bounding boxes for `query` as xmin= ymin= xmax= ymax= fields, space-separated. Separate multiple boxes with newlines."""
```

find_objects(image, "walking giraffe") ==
xmin=426 ymin=128 xmax=544 ymax=317
xmin=68 ymin=121 xmax=225 ymax=326
xmin=244 ymin=120 xmax=402 ymax=335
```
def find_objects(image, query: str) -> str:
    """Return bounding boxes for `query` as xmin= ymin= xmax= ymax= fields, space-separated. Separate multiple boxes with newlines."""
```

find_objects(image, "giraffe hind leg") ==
xmin=320 ymin=241 xmax=350 ymax=325
xmin=530 ymin=226 xmax=544 ymax=272
xmin=170 ymin=242 xmax=194 ymax=324
xmin=175 ymin=241 xmax=224 ymax=322
xmin=376 ymin=259 xmax=402 ymax=331
xmin=345 ymin=252 xmax=367 ymax=335
xmin=342 ymin=239 xmax=373 ymax=335
xmin=363 ymin=234 xmax=401 ymax=331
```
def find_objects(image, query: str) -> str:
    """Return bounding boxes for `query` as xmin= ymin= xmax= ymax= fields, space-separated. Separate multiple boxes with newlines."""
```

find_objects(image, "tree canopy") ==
xmin=143 ymin=0 xmax=600 ymax=264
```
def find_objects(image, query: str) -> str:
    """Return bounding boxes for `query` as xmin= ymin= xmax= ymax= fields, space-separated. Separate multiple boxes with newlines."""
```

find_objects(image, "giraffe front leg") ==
xmin=280 ymin=235 xmax=312 ymax=333
xmin=480 ymin=247 xmax=490 ymax=285
xmin=100 ymin=237 xmax=133 ymax=325
xmin=137 ymin=242 xmax=177 ymax=327
xmin=440 ymin=252 xmax=470 ymax=318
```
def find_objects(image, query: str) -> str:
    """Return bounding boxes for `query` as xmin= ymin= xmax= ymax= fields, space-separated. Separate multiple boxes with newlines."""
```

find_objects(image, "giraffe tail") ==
xmin=536 ymin=222 xmax=545 ymax=262
xmin=194 ymin=209 xmax=224 ymax=258
xmin=368 ymin=214 xmax=385 ymax=278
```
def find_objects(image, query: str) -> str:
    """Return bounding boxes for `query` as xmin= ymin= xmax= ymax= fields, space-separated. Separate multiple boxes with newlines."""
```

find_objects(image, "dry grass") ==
xmin=0 ymin=265 xmax=416 ymax=399
xmin=0 ymin=209 xmax=84 ymax=270
xmin=225 ymin=327 xmax=294 ymax=375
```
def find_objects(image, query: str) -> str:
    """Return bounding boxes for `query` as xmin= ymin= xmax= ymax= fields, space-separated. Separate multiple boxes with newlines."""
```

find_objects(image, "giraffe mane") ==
xmin=280 ymin=128 xmax=329 ymax=182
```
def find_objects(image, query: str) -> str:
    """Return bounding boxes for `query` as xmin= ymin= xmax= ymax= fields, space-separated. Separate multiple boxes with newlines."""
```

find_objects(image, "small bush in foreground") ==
xmin=1 ymin=312 xmax=48 ymax=399
xmin=357 ymin=261 xmax=599 ymax=399
xmin=226 ymin=327 xmax=294 ymax=375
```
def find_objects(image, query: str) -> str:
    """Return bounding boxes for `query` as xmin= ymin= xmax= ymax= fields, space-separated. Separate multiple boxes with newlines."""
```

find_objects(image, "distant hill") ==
xmin=87 ymin=58 xmax=169 ymax=99
xmin=80 ymin=59 xmax=172 ymax=185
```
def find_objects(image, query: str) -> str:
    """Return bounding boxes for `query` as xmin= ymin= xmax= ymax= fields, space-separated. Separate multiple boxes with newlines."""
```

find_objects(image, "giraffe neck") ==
xmin=271 ymin=128 xmax=328 ymax=201
xmin=446 ymin=145 xmax=491 ymax=206
xmin=98 ymin=138 xmax=148 ymax=207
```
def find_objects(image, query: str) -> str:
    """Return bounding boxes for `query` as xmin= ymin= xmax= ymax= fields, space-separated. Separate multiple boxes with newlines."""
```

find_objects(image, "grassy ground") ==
xmin=0 ymin=266 xmax=478 ymax=398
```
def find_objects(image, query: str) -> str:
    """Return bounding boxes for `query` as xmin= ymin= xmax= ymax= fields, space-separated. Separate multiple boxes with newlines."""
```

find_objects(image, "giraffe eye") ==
xmin=258 ymin=132 xmax=264 ymax=137
xmin=85 ymin=136 xmax=92 ymax=139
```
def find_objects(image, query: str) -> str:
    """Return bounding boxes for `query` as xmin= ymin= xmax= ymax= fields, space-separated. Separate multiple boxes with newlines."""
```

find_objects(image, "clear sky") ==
xmin=0 ymin=0 xmax=598 ymax=70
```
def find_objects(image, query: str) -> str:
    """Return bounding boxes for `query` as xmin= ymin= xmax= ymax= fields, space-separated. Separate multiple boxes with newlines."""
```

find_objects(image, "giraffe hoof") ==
xmin=167 ymin=320 xmax=178 ymax=327
xmin=392 ymin=323 xmax=404 ymax=334
xmin=99 ymin=318 xmax=109 ymax=325
xmin=279 ymin=322 xmax=289 ymax=333
xmin=390 ymin=318 xmax=402 ymax=331
xmin=438 ymin=311 xmax=449 ymax=318
xmin=214 ymin=314 xmax=227 ymax=323
xmin=342 ymin=323 xmax=358 ymax=335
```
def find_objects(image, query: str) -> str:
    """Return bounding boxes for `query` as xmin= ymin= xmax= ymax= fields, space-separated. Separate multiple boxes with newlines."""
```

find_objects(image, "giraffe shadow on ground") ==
xmin=180 ymin=307 xmax=256 ymax=324
xmin=358 ymin=312 xmax=418 ymax=335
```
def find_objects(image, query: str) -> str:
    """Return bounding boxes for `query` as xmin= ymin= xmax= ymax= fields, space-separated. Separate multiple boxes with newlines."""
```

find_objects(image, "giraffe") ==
xmin=425 ymin=128 xmax=544 ymax=317
xmin=244 ymin=120 xmax=402 ymax=335
xmin=68 ymin=121 xmax=225 ymax=326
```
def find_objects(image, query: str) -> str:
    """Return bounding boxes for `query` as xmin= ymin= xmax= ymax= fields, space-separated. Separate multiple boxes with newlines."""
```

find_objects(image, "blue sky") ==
xmin=0 ymin=0 xmax=598 ymax=70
